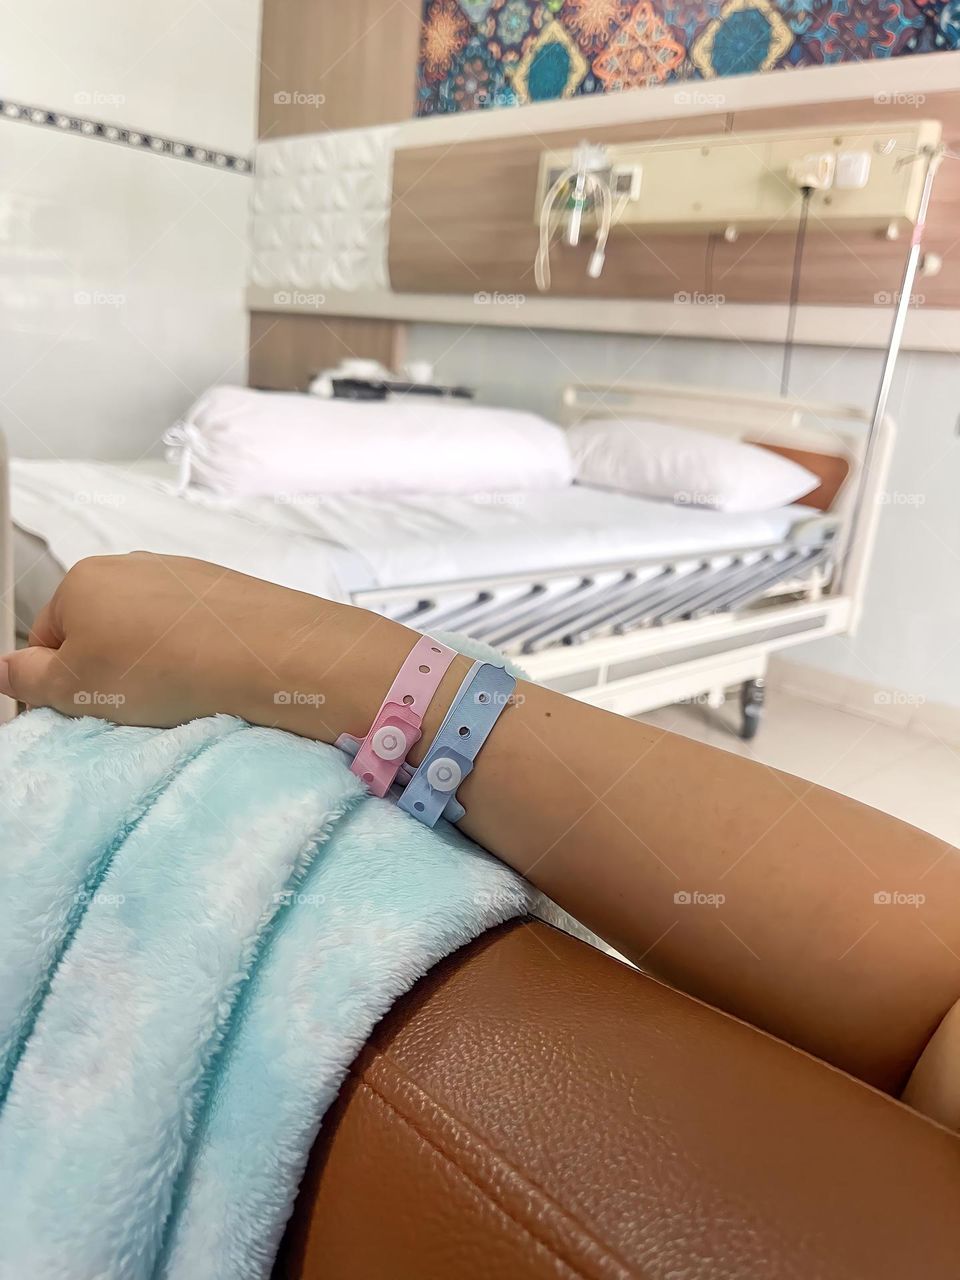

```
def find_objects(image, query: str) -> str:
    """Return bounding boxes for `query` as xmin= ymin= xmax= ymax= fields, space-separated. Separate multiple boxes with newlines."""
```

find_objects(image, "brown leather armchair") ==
xmin=276 ymin=920 xmax=960 ymax=1279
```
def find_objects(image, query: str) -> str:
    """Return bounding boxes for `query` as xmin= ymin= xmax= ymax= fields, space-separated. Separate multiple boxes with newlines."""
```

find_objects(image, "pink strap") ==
xmin=336 ymin=635 xmax=457 ymax=797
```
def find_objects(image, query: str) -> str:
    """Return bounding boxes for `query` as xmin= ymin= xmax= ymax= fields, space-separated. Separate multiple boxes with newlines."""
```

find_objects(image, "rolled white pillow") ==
xmin=569 ymin=416 xmax=818 ymax=513
xmin=166 ymin=386 xmax=573 ymax=497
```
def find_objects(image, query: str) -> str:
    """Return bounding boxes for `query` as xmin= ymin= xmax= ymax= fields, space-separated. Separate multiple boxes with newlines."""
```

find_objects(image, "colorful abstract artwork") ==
xmin=513 ymin=19 xmax=591 ymax=100
xmin=415 ymin=0 xmax=948 ymax=114
xmin=801 ymin=0 xmax=921 ymax=61
xmin=565 ymin=0 xmax=636 ymax=52
xmin=691 ymin=0 xmax=794 ymax=76
xmin=593 ymin=1 xmax=686 ymax=89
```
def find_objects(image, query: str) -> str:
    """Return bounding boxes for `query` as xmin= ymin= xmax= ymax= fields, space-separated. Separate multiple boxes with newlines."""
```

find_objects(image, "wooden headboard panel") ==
xmin=250 ymin=0 xmax=422 ymax=390
xmin=248 ymin=52 xmax=960 ymax=379
xmin=749 ymin=443 xmax=850 ymax=512
xmin=388 ymin=91 xmax=960 ymax=307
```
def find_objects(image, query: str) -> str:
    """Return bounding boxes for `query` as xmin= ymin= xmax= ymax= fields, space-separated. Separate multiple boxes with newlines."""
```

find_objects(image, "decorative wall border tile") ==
xmin=0 ymin=97 xmax=253 ymax=174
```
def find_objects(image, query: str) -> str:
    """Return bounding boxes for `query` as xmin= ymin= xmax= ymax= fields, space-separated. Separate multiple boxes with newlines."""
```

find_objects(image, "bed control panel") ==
xmin=535 ymin=119 xmax=942 ymax=237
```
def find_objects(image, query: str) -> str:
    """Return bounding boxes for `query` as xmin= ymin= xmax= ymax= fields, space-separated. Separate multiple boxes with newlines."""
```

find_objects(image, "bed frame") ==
xmin=0 ymin=380 xmax=891 ymax=737
xmin=249 ymin=90 xmax=938 ymax=739
xmin=352 ymin=381 xmax=893 ymax=739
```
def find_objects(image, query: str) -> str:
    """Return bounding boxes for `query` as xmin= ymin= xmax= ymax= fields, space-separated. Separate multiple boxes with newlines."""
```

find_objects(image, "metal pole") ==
xmin=839 ymin=145 xmax=942 ymax=592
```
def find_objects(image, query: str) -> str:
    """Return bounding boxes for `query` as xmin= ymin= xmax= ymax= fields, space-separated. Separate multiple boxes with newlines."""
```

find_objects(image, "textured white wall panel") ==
xmin=250 ymin=127 xmax=398 ymax=300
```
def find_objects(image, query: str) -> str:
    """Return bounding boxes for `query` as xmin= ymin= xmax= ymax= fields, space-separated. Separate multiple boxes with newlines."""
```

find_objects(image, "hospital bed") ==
xmin=0 ymin=378 xmax=891 ymax=739
xmin=353 ymin=380 xmax=890 ymax=737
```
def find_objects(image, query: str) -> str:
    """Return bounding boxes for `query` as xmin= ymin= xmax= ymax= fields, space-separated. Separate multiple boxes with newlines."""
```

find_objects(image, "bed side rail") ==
xmin=559 ymin=380 xmax=895 ymax=635
xmin=353 ymin=522 xmax=836 ymax=657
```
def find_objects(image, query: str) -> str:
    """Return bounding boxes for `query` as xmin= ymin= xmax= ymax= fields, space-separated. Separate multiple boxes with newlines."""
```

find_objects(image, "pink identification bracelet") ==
xmin=335 ymin=634 xmax=457 ymax=797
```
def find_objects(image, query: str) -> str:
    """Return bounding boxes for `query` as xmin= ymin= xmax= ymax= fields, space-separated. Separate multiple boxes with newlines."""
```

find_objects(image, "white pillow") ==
xmin=166 ymin=386 xmax=573 ymax=497
xmin=568 ymin=417 xmax=818 ymax=513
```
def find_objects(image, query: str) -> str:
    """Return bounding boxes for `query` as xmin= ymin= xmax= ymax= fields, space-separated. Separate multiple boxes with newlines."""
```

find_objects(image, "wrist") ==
xmin=246 ymin=601 xmax=398 ymax=742
xmin=246 ymin=599 xmax=471 ymax=752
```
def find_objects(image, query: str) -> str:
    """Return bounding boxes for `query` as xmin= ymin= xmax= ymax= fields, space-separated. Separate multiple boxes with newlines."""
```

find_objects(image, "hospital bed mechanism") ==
xmin=352 ymin=320 xmax=902 ymax=739
xmin=354 ymin=523 xmax=834 ymax=740
xmin=364 ymin=537 xmax=832 ymax=655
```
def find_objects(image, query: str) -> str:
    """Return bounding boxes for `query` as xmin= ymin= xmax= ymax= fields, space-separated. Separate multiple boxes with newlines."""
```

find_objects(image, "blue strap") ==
xmin=397 ymin=660 xmax=517 ymax=828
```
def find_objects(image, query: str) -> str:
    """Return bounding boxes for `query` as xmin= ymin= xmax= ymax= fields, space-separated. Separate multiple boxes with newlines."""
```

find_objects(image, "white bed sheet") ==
xmin=10 ymin=459 xmax=809 ymax=600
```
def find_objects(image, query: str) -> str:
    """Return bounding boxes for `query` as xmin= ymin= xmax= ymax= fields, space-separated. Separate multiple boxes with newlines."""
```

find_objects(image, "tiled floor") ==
xmin=638 ymin=688 xmax=960 ymax=849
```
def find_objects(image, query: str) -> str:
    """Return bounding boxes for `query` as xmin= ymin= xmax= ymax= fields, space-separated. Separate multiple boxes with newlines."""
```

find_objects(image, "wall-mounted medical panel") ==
xmin=390 ymin=112 xmax=727 ymax=302
xmin=248 ymin=63 xmax=960 ymax=361
xmin=387 ymin=90 xmax=960 ymax=308
xmin=535 ymin=120 xmax=941 ymax=237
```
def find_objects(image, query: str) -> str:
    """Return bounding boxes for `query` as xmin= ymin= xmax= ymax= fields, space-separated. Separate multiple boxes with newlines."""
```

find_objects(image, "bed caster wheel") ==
xmin=739 ymin=678 xmax=765 ymax=740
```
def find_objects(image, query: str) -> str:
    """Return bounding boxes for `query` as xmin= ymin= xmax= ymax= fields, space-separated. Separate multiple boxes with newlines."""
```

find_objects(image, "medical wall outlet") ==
xmin=534 ymin=120 xmax=942 ymax=236
xmin=541 ymin=161 xmax=643 ymax=211
xmin=611 ymin=163 xmax=644 ymax=201
xmin=835 ymin=150 xmax=872 ymax=190
xmin=786 ymin=152 xmax=837 ymax=191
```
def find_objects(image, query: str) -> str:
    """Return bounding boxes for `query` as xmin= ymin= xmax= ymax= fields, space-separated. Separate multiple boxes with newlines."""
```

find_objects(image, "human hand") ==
xmin=0 ymin=553 xmax=409 ymax=740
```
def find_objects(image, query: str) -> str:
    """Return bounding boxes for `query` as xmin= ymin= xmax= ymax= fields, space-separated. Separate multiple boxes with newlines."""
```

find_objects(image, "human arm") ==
xmin=3 ymin=553 xmax=960 ymax=1104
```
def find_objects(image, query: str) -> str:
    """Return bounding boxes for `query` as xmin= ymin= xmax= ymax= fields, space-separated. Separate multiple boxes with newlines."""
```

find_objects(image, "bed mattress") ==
xmin=10 ymin=459 xmax=809 ymax=605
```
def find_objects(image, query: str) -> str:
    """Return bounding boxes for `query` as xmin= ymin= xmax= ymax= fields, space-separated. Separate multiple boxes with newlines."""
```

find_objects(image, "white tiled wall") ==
xmin=0 ymin=0 xmax=259 ymax=153
xmin=0 ymin=0 xmax=260 ymax=459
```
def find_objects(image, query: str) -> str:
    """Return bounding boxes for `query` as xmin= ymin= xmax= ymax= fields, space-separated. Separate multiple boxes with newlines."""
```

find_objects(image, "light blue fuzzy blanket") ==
xmin=0 ymin=707 xmax=534 ymax=1280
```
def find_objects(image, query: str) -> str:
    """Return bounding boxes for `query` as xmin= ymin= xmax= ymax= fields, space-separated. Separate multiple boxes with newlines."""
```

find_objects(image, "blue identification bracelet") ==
xmin=397 ymin=660 xmax=517 ymax=828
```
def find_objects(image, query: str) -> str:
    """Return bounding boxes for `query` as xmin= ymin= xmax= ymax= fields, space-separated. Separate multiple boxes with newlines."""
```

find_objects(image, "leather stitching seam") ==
xmin=358 ymin=1078 xmax=625 ymax=1280
xmin=368 ymin=1053 xmax=637 ymax=1278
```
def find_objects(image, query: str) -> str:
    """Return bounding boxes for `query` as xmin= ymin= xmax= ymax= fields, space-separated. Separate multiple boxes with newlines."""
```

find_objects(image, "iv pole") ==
xmin=838 ymin=143 xmax=943 ymax=593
